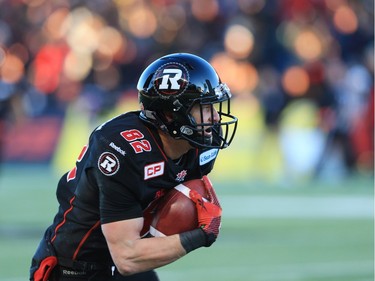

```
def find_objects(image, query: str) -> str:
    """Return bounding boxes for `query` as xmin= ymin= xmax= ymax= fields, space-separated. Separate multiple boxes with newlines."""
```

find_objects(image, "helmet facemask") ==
xmin=161 ymin=83 xmax=238 ymax=149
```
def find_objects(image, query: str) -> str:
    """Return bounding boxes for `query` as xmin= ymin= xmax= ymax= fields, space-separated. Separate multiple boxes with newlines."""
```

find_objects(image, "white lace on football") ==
xmin=174 ymin=184 xmax=208 ymax=202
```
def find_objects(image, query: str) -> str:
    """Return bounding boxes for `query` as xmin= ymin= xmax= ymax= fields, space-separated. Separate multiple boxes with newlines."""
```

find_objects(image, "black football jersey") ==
xmin=46 ymin=111 xmax=220 ymax=264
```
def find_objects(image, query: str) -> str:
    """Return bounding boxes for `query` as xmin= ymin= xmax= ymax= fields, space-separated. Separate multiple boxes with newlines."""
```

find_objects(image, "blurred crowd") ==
xmin=0 ymin=0 xmax=373 ymax=179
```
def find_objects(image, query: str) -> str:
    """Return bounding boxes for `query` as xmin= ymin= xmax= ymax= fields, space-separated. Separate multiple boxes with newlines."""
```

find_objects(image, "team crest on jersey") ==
xmin=98 ymin=152 xmax=120 ymax=176
xmin=153 ymin=62 xmax=189 ymax=99
xmin=175 ymin=170 xmax=187 ymax=182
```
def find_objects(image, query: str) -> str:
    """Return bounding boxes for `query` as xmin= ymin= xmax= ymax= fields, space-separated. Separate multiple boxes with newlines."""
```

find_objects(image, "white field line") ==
xmin=220 ymin=195 xmax=374 ymax=219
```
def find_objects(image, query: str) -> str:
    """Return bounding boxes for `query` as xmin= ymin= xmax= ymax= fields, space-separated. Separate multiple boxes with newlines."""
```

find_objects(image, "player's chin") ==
xmin=196 ymin=128 xmax=213 ymax=145
xmin=202 ymin=134 xmax=213 ymax=145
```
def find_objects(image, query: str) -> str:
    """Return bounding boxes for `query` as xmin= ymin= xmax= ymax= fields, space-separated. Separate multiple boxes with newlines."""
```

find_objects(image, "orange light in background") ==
xmin=235 ymin=62 xmax=259 ymax=94
xmin=191 ymin=0 xmax=219 ymax=22
xmin=63 ymin=51 xmax=92 ymax=81
xmin=65 ymin=8 xmax=102 ymax=54
xmin=43 ymin=8 xmax=70 ymax=41
xmin=0 ymin=54 xmax=24 ymax=83
xmin=211 ymin=53 xmax=239 ymax=92
xmin=116 ymin=1 xmax=137 ymax=32
xmin=127 ymin=6 xmax=157 ymax=38
xmin=97 ymin=27 xmax=124 ymax=57
xmin=224 ymin=24 xmax=254 ymax=59
xmin=333 ymin=5 xmax=358 ymax=34
xmin=282 ymin=66 xmax=310 ymax=96
xmin=294 ymin=29 xmax=323 ymax=61
xmin=113 ymin=0 xmax=136 ymax=9
xmin=210 ymin=52 xmax=258 ymax=95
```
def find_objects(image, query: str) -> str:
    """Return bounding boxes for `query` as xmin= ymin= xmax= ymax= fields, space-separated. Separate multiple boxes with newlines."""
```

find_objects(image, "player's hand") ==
xmin=189 ymin=176 xmax=222 ymax=246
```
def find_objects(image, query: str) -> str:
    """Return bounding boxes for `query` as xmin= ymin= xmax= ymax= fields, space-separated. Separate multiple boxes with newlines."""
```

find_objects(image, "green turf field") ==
xmin=0 ymin=165 xmax=373 ymax=281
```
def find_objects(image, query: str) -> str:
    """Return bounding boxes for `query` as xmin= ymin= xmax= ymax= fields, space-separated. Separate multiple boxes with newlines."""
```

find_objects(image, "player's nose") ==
xmin=211 ymin=107 xmax=220 ymax=123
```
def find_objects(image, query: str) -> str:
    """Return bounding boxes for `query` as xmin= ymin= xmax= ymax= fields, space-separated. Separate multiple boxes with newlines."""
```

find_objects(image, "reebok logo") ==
xmin=109 ymin=142 xmax=126 ymax=156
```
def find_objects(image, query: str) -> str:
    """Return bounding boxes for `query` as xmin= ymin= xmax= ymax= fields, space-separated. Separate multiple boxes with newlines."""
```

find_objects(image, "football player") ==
xmin=30 ymin=53 xmax=238 ymax=281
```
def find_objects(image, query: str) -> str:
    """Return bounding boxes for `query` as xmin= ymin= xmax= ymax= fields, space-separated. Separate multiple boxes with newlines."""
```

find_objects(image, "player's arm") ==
xmin=102 ymin=175 xmax=222 ymax=276
xmin=102 ymin=217 xmax=186 ymax=276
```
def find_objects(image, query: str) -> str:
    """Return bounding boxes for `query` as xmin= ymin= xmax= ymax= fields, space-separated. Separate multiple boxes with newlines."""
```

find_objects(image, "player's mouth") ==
xmin=204 ymin=127 xmax=212 ymax=136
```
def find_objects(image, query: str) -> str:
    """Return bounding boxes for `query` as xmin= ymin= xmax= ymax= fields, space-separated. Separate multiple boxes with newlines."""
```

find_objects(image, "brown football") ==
xmin=148 ymin=178 xmax=209 ymax=237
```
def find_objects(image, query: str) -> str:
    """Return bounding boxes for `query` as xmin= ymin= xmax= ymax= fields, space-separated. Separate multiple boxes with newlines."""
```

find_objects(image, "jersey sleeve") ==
xmin=87 ymin=129 xmax=144 ymax=224
xmin=96 ymin=172 xmax=143 ymax=224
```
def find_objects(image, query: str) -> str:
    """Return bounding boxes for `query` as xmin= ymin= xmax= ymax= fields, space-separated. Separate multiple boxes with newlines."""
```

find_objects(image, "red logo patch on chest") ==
xmin=144 ymin=161 xmax=165 ymax=180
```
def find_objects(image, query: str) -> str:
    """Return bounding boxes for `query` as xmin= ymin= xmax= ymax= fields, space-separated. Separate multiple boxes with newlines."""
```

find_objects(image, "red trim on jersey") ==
xmin=72 ymin=220 xmax=101 ymax=260
xmin=66 ymin=167 xmax=77 ymax=182
xmin=145 ymin=126 xmax=168 ymax=161
xmin=51 ymin=196 xmax=76 ymax=243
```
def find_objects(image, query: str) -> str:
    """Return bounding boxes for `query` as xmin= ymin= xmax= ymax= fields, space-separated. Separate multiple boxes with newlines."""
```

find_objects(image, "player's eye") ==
xmin=201 ymin=104 xmax=214 ymax=113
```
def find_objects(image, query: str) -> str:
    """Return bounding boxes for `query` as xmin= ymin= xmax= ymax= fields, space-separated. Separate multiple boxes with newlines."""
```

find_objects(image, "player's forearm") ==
xmin=115 ymin=234 xmax=186 ymax=276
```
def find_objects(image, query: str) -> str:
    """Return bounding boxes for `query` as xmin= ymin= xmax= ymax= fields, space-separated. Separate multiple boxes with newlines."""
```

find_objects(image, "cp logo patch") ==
xmin=98 ymin=152 xmax=120 ymax=176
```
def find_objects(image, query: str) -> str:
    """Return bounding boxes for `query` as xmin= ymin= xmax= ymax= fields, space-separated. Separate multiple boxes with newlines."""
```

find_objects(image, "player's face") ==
xmin=190 ymin=103 xmax=220 ymax=137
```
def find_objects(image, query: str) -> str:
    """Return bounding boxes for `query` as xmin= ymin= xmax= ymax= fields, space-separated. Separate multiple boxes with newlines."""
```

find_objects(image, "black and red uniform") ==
xmin=30 ymin=111 xmax=219 ymax=280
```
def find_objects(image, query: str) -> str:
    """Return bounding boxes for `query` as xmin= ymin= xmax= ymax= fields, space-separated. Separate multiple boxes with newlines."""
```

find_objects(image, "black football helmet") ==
xmin=137 ymin=53 xmax=238 ymax=149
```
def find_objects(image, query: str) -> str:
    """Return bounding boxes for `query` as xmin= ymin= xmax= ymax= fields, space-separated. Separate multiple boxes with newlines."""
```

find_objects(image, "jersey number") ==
xmin=121 ymin=129 xmax=151 ymax=154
